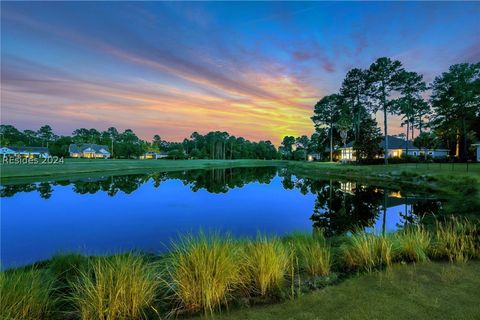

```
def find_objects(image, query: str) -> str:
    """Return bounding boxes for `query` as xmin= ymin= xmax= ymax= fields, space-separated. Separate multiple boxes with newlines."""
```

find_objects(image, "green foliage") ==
xmin=70 ymin=254 xmax=159 ymax=320
xmin=430 ymin=63 xmax=480 ymax=161
xmin=168 ymin=233 xmax=241 ymax=315
xmin=0 ymin=269 xmax=55 ymax=320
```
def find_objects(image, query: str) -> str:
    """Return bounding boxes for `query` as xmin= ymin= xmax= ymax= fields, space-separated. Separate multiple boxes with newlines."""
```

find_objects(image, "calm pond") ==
xmin=1 ymin=167 xmax=442 ymax=269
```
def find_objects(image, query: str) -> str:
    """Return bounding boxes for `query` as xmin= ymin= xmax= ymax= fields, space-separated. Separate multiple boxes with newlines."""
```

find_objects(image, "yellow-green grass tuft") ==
xmin=168 ymin=233 xmax=241 ymax=315
xmin=241 ymin=235 xmax=290 ymax=296
xmin=341 ymin=232 xmax=394 ymax=272
xmin=0 ymin=269 xmax=55 ymax=320
xmin=432 ymin=217 xmax=479 ymax=262
xmin=394 ymin=225 xmax=431 ymax=263
xmin=70 ymin=254 xmax=159 ymax=320
xmin=286 ymin=232 xmax=332 ymax=277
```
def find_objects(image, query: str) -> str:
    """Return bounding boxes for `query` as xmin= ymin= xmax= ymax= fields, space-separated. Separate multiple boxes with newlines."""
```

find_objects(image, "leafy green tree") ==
xmin=430 ymin=63 xmax=480 ymax=161
xmin=280 ymin=136 xmax=295 ymax=160
xmin=295 ymin=135 xmax=310 ymax=160
xmin=393 ymin=70 xmax=428 ymax=157
xmin=367 ymin=57 xmax=404 ymax=163
xmin=0 ymin=125 xmax=24 ymax=146
xmin=312 ymin=94 xmax=342 ymax=162
xmin=49 ymin=136 xmax=73 ymax=157
xmin=353 ymin=117 xmax=383 ymax=162
xmin=37 ymin=125 xmax=55 ymax=146
xmin=340 ymin=68 xmax=369 ymax=146
xmin=414 ymin=132 xmax=438 ymax=160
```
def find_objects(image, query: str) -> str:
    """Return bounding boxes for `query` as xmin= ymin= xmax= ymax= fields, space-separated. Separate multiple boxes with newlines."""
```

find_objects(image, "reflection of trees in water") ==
xmin=160 ymin=167 xmax=276 ymax=194
xmin=282 ymin=175 xmax=443 ymax=236
xmin=0 ymin=167 xmax=277 ymax=198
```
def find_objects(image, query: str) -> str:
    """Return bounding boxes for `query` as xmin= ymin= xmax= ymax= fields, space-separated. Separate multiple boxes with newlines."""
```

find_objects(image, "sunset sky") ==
xmin=1 ymin=2 xmax=479 ymax=145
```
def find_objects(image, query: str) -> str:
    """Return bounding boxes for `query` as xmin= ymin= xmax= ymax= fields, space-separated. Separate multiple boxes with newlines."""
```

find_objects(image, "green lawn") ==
xmin=0 ymin=159 xmax=287 ymax=184
xmin=190 ymin=261 xmax=480 ymax=320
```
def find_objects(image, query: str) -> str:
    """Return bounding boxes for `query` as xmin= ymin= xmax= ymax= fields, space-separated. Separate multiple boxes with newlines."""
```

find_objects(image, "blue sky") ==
xmin=1 ymin=2 xmax=479 ymax=143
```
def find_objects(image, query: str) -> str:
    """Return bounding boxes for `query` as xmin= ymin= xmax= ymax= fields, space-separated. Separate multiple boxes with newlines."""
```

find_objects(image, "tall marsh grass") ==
xmin=0 ymin=269 xmax=55 ymax=320
xmin=168 ymin=233 xmax=241 ymax=315
xmin=241 ymin=236 xmax=290 ymax=296
xmin=394 ymin=225 xmax=431 ymax=262
xmin=70 ymin=254 xmax=159 ymax=320
xmin=341 ymin=232 xmax=393 ymax=272
xmin=432 ymin=217 xmax=479 ymax=262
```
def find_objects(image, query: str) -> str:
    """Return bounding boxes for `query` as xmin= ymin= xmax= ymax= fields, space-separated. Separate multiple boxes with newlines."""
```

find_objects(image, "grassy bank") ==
xmin=195 ymin=261 xmax=480 ymax=320
xmin=2 ymin=218 xmax=479 ymax=319
xmin=0 ymin=159 xmax=287 ymax=184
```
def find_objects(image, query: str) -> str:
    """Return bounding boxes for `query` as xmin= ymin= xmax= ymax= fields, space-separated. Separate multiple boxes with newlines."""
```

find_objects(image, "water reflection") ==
xmin=276 ymin=171 xmax=443 ymax=236
xmin=1 ymin=167 xmax=442 ymax=236
xmin=1 ymin=167 xmax=444 ymax=268
xmin=1 ymin=167 xmax=277 ymax=198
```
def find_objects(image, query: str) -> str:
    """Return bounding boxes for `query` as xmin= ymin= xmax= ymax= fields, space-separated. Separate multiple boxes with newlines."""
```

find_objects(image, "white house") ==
xmin=340 ymin=135 xmax=449 ymax=161
xmin=0 ymin=146 xmax=50 ymax=158
xmin=69 ymin=144 xmax=110 ymax=159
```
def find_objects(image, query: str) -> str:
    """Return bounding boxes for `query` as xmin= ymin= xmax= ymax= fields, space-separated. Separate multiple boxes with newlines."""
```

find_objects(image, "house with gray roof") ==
xmin=0 ymin=146 xmax=50 ymax=158
xmin=69 ymin=144 xmax=110 ymax=159
xmin=340 ymin=135 xmax=449 ymax=161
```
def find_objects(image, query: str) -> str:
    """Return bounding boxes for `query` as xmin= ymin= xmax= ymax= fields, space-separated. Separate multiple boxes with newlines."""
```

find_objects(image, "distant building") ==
xmin=339 ymin=135 xmax=449 ymax=161
xmin=69 ymin=144 xmax=110 ymax=159
xmin=0 ymin=146 xmax=50 ymax=159
xmin=474 ymin=142 xmax=480 ymax=162
xmin=139 ymin=151 xmax=168 ymax=160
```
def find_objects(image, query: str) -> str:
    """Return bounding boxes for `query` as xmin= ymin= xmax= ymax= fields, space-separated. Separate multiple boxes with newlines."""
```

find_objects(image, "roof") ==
xmin=69 ymin=143 xmax=110 ymax=153
xmin=1 ymin=146 xmax=49 ymax=153
xmin=343 ymin=136 xmax=448 ymax=150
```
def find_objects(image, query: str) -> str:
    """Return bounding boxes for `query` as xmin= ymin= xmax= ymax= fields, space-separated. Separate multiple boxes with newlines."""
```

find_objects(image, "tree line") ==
xmin=0 ymin=125 xmax=279 ymax=160
xmin=307 ymin=57 xmax=479 ymax=163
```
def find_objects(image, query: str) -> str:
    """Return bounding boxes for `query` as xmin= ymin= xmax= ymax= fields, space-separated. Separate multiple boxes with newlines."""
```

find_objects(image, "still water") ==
xmin=1 ymin=167 xmax=442 ymax=268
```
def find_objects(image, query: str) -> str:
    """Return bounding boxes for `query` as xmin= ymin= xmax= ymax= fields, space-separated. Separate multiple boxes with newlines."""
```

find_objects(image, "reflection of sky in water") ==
xmin=1 ymin=172 xmax=439 ymax=269
xmin=366 ymin=204 xmax=410 ymax=234
xmin=1 ymin=176 xmax=316 ymax=268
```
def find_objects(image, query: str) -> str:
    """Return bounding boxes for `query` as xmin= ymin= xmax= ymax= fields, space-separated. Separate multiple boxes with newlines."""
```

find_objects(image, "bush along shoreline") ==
xmin=1 ymin=217 xmax=479 ymax=319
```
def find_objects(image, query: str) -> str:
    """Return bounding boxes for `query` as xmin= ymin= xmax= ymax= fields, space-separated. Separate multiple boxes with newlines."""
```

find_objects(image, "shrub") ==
xmin=341 ymin=232 xmax=393 ymax=272
xmin=70 ymin=254 xmax=159 ymax=320
xmin=168 ymin=233 xmax=241 ymax=315
xmin=0 ymin=269 xmax=55 ymax=320
xmin=394 ymin=225 xmax=431 ymax=262
xmin=241 ymin=236 xmax=289 ymax=296
xmin=432 ymin=217 xmax=479 ymax=262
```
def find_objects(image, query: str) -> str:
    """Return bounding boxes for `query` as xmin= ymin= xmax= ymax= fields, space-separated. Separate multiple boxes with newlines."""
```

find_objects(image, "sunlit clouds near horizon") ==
xmin=1 ymin=2 xmax=479 ymax=144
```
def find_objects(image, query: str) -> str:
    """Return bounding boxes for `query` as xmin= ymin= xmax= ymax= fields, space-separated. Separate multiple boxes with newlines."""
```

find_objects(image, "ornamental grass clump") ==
xmin=241 ymin=235 xmax=289 ymax=296
xmin=288 ymin=233 xmax=332 ymax=277
xmin=0 ymin=269 xmax=55 ymax=320
xmin=432 ymin=217 xmax=479 ymax=262
xmin=341 ymin=232 xmax=393 ymax=272
xmin=394 ymin=225 xmax=431 ymax=263
xmin=168 ymin=233 xmax=241 ymax=315
xmin=70 ymin=254 xmax=159 ymax=320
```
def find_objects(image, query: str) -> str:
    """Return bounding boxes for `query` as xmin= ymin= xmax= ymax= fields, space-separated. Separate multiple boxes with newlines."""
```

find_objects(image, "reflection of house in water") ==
xmin=340 ymin=181 xmax=404 ymax=205
xmin=329 ymin=179 xmax=442 ymax=234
